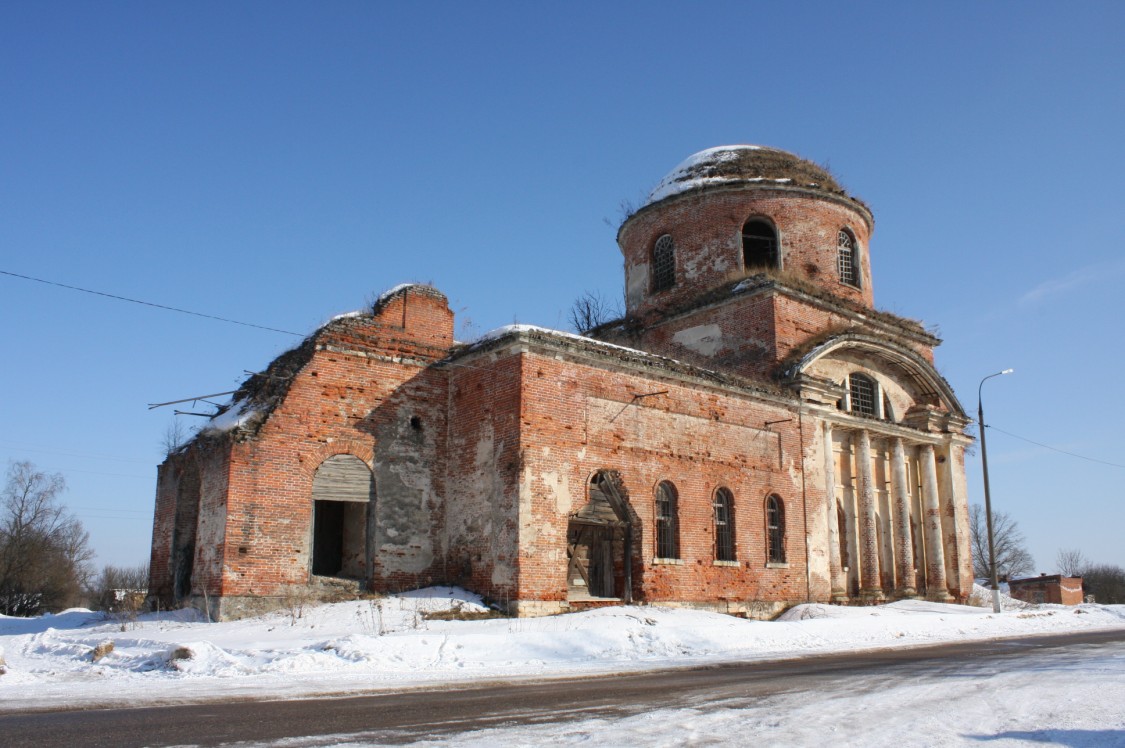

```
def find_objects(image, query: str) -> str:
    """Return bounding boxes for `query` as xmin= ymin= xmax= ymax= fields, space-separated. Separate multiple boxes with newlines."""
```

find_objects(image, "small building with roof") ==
xmin=149 ymin=146 xmax=974 ymax=619
xmin=1008 ymin=574 xmax=1085 ymax=605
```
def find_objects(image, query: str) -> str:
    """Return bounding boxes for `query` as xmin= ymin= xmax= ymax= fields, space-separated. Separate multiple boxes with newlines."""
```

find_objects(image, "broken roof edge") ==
xmin=371 ymin=283 xmax=446 ymax=315
xmin=197 ymin=311 xmax=386 ymax=441
xmin=445 ymin=324 xmax=790 ymax=404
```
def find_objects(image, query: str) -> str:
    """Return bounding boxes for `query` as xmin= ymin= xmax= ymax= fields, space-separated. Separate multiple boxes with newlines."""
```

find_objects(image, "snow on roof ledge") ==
xmin=468 ymin=323 xmax=696 ymax=367
xmin=201 ymin=399 xmax=260 ymax=434
xmin=372 ymin=283 xmax=447 ymax=312
xmin=328 ymin=310 xmax=365 ymax=323
xmin=374 ymin=283 xmax=416 ymax=307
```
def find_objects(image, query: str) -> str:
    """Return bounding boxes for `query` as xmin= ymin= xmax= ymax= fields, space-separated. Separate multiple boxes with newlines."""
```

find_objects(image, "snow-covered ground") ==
xmin=3 ymin=586 xmax=1125 ymax=744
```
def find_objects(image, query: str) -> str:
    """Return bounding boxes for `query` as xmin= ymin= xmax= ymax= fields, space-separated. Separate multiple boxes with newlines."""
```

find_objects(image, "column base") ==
xmin=926 ymin=589 xmax=955 ymax=603
xmin=831 ymin=591 xmax=850 ymax=604
xmin=895 ymin=587 xmax=918 ymax=598
xmin=859 ymin=588 xmax=886 ymax=603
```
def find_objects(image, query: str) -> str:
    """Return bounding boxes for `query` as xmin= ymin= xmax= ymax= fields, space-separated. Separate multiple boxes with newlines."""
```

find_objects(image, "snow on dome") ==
xmin=644 ymin=145 xmax=847 ymax=207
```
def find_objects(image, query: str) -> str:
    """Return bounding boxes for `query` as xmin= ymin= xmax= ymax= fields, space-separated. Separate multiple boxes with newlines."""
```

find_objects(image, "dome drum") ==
xmin=619 ymin=157 xmax=875 ymax=318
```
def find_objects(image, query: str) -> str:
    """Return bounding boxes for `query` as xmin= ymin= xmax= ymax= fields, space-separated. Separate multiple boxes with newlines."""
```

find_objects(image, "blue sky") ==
xmin=2 ymin=2 xmax=1123 ymax=575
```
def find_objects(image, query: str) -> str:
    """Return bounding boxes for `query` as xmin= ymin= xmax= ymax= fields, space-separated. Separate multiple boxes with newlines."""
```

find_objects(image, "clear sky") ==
xmin=2 ymin=2 xmax=1123 ymax=575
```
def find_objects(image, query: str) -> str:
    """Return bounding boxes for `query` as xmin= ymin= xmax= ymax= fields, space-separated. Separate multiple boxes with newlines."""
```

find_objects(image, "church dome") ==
xmin=644 ymin=145 xmax=857 ymax=208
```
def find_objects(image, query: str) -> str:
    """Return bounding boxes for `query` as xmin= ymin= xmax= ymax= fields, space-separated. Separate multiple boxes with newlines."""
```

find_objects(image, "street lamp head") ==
xmin=1001 ymin=368 xmax=1014 ymax=375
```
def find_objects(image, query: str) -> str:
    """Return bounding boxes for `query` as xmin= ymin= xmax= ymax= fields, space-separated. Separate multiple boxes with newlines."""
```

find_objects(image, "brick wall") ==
xmin=513 ymin=345 xmax=816 ymax=610
xmin=150 ymin=285 xmax=457 ymax=611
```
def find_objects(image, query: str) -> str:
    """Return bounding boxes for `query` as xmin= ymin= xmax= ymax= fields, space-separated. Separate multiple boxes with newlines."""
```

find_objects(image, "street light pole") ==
xmin=978 ymin=368 xmax=1013 ymax=614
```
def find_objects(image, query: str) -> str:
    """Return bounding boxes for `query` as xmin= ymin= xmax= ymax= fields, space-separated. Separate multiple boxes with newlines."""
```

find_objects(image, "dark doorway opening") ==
xmin=312 ymin=500 xmax=368 ymax=577
xmin=311 ymin=455 xmax=374 ymax=581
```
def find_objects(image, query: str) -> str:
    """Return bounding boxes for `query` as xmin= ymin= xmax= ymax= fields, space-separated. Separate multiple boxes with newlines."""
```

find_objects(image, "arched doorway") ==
xmin=566 ymin=470 xmax=633 ymax=602
xmin=311 ymin=455 xmax=374 ymax=579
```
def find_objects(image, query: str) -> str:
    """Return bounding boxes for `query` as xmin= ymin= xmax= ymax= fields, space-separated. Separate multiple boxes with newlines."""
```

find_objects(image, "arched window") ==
xmin=766 ymin=494 xmax=785 ymax=564
xmin=655 ymin=481 xmax=679 ymax=559
xmin=848 ymin=373 xmax=878 ymax=418
xmin=713 ymin=487 xmax=736 ymax=562
xmin=837 ymin=229 xmax=860 ymax=287
xmin=652 ymin=234 xmax=675 ymax=292
xmin=742 ymin=219 xmax=778 ymax=271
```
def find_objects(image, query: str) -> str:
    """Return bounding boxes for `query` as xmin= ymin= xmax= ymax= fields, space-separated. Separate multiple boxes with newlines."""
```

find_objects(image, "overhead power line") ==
xmin=986 ymin=424 xmax=1125 ymax=470
xmin=1 ymin=269 xmax=304 ymax=337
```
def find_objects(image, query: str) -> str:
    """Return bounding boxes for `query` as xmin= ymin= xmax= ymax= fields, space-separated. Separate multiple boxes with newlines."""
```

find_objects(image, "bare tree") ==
xmin=91 ymin=563 xmax=149 ymax=605
xmin=1056 ymin=548 xmax=1088 ymax=577
xmin=1052 ymin=550 xmax=1124 ymax=603
xmin=568 ymin=290 xmax=621 ymax=334
xmin=90 ymin=563 xmax=149 ymax=626
xmin=0 ymin=461 xmax=94 ymax=616
xmin=969 ymin=504 xmax=1034 ymax=581
xmin=161 ymin=417 xmax=190 ymax=456
xmin=1080 ymin=563 xmax=1125 ymax=604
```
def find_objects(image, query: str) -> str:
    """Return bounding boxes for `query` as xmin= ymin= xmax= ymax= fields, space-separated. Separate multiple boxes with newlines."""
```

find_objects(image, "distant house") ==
xmin=1008 ymin=574 xmax=1084 ymax=605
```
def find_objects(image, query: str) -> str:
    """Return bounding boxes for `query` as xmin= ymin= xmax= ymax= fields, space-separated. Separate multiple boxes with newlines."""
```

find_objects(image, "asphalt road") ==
xmin=4 ymin=629 xmax=1123 ymax=747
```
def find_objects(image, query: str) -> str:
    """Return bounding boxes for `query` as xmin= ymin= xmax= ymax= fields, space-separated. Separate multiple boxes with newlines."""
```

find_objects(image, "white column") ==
xmin=920 ymin=443 xmax=953 ymax=601
xmin=891 ymin=438 xmax=917 ymax=596
xmin=855 ymin=430 xmax=884 ymax=601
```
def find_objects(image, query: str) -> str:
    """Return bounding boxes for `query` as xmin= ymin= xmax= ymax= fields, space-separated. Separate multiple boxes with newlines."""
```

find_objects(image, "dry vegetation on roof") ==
xmin=199 ymin=315 xmax=367 ymax=444
xmin=687 ymin=148 xmax=846 ymax=193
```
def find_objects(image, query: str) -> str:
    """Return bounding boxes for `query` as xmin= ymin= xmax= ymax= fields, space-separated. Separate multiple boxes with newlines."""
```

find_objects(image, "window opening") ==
xmin=848 ymin=373 xmax=877 ymax=418
xmin=713 ymin=488 xmax=736 ymax=561
xmin=655 ymin=481 xmax=679 ymax=559
xmin=742 ymin=220 xmax=778 ymax=270
xmin=652 ymin=234 xmax=675 ymax=292
xmin=767 ymin=494 xmax=786 ymax=563
xmin=838 ymin=229 xmax=859 ymax=287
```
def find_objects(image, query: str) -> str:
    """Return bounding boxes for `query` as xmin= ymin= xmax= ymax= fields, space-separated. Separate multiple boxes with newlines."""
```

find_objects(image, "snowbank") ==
xmin=1 ymin=585 xmax=1123 ymax=712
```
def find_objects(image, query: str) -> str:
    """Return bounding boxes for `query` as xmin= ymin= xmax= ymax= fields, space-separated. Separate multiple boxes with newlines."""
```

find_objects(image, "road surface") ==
xmin=3 ymin=629 xmax=1122 ymax=747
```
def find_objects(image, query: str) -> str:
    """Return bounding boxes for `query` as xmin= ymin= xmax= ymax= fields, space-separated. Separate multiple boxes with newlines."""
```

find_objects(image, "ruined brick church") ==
xmin=149 ymin=146 xmax=974 ymax=619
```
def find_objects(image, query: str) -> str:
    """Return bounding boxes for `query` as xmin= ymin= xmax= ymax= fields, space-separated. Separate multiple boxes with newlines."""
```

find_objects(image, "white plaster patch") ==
xmin=672 ymin=324 xmax=724 ymax=357
xmin=540 ymin=470 xmax=572 ymax=515
xmin=626 ymin=262 xmax=648 ymax=307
